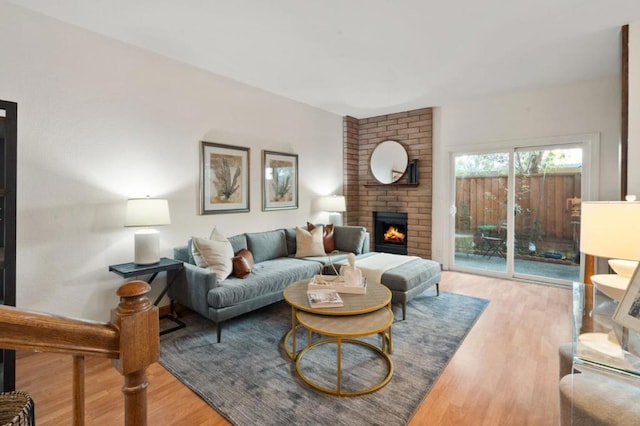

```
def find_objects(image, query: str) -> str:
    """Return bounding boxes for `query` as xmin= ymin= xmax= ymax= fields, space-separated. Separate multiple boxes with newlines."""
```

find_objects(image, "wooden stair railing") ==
xmin=0 ymin=280 xmax=159 ymax=425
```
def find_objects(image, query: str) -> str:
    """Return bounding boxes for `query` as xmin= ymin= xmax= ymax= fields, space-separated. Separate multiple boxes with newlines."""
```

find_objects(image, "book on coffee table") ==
xmin=307 ymin=289 xmax=344 ymax=308
xmin=308 ymin=275 xmax=368 ymax=294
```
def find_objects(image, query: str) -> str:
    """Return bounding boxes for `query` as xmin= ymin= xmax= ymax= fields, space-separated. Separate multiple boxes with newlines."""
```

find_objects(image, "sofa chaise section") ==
xmin=326 ymin=252 xmax=442 ymax=320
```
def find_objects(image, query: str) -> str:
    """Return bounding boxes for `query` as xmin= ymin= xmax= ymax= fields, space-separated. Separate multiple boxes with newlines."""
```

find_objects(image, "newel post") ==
xmin=111 ymin=280 xmax=160 ymax=426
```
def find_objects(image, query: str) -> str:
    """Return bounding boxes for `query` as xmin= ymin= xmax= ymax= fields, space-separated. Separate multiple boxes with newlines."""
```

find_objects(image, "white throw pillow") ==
xmin=295 ymin=225 xmax=325 ymax=257
xmin=191 ymin=228 xmax=234 ymax=281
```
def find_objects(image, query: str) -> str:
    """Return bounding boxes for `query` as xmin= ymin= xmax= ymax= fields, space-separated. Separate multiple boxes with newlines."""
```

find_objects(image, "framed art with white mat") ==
xmin=200 ymin=141 xmax=250 ymax=214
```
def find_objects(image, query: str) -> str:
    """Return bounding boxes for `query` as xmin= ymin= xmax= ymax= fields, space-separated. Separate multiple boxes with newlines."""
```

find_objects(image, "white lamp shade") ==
xmin=125 ymin=198 xmax=171 ymax=227
xmin=580 ymin=201 xmax=640 ymax=260
xmin=317 ymin=195 xmax=346 ymax=212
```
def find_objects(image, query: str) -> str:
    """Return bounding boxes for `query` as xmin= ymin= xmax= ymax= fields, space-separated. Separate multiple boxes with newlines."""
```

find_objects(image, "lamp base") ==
xmin=327 ymin=212 xmax=344 ymax=226
xmin=134 ymin=229 xmax=160 ymax=265
xmin=591 ymin=273 xmax=630 ymax=302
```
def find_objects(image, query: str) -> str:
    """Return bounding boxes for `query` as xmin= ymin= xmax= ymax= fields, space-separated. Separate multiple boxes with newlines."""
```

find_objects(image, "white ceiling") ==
xmin=8 ymin=0 xmax=640 ymax=118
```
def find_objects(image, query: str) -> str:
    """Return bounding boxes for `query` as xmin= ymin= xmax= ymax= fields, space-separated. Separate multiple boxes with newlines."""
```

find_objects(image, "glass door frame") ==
xmin=447 ymin=133 xmax=600 ymax=285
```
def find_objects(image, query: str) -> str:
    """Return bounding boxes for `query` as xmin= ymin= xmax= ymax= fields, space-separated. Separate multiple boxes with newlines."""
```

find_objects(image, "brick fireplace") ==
xmin=342 ymin=107 xmax=433 ymax=259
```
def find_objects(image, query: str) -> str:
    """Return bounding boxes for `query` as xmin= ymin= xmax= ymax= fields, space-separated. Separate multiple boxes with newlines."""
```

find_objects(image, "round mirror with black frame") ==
xmin=369 ymin=140 xmax=408 ymax=184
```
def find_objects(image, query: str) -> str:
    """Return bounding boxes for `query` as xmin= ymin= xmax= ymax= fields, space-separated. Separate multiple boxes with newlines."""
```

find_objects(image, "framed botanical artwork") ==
xmin=613 ymin=263 xmax=640 ymax=333
xmin=262 ymin=150 xmax=298 ymax=211
xmin=200 ymin=141 xmax=250 ymax=214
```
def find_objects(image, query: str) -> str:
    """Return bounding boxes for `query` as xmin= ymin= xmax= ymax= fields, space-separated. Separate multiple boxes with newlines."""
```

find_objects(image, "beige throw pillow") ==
xmin=191 ymin=228 xmax=234 ymax=281
xmin=295 ymin=225 xmax=325 ymax=257
xmin=307 ymin=222 xmax=335 ymax=253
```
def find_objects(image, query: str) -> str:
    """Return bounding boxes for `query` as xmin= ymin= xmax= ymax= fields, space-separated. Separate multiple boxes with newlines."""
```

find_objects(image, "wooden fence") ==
xmin=455 ymin=173 xmax=581 ymax=243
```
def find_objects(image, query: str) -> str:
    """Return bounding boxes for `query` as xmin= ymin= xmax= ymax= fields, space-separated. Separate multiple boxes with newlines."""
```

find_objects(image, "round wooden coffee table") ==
xmin=295 ymin=307 xmax=394 ymax=396
xmin=282 ymin=279 xmax=393 ymax=395
xmin=283 ymin=279 xmax=392 ymax=358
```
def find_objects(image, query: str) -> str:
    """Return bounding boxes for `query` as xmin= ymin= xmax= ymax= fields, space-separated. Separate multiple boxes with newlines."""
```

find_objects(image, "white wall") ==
xmin=0 ymin=3 xmax=343 ymax=321
xmin=629 ymin=22 xmax=640 ymax=197
xmin=432 ymin=77 xmax=621 ymax=268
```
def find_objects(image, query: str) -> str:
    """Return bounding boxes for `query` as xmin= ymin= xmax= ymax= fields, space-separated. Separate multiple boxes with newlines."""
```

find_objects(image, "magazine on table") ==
xmin=307 ymin=274 xmax=367 ymax=294
xmin=306 ymin=288 xmax=344 ymax=308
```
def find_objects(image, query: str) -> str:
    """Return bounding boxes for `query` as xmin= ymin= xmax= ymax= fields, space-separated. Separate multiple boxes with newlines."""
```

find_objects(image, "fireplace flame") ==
xmin=384 ymin=226 xmax=405 ymax=241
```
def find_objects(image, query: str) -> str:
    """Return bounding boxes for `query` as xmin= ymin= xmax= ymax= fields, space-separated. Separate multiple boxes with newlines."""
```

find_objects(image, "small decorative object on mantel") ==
xmin=406 ymin=159 xmax=419 ymax=184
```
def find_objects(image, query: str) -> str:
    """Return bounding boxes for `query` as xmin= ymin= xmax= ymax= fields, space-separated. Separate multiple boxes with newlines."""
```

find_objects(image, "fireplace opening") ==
xmin=374 ymin=212 xmax=408 ymax=255
xmin=383 ymin=225 xmax=406 ymax=243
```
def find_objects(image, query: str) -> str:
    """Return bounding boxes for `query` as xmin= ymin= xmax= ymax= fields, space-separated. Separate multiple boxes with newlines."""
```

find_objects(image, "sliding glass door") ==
xmin=512 ymin=147 xmax=582 ymax=282
xmin=453 ymin=152 xmax=509 ymax=274
xmin=452 ymin=143 xmax=583 ymax=285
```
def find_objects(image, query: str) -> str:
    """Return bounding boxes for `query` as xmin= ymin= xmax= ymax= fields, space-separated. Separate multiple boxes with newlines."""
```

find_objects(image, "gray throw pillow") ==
xmin=333 ymin=226 xmax=367 ymax=254
xmin=228 ymin=234 xmax=248 ymax=254
xmin=246 ymin=229 xmax=288 ymax=263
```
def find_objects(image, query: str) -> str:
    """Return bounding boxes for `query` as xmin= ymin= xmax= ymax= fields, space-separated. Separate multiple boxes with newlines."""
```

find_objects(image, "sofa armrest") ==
xmin=167 ymin=262 xmax=218 ymax=318
xmin=361 ymin=232 xmax=370 ymax=253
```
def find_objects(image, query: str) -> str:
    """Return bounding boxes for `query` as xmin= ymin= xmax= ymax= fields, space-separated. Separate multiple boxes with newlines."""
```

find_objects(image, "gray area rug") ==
xmin=159 ymin=290 xmax=488 ymax=426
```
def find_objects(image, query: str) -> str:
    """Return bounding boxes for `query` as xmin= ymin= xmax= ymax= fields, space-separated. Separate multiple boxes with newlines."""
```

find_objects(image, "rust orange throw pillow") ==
xmin=307 ymin=222 xmax=336 ymax=253
xmin=232 ymin=249 xmax=254 ymax=278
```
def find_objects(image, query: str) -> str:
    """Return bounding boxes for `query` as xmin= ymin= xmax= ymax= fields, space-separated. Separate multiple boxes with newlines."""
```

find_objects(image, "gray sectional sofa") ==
xmin=168 ymin=224 xmax=442 ymax=342
xmin=167 ymin=225 xmax=370 ymax=341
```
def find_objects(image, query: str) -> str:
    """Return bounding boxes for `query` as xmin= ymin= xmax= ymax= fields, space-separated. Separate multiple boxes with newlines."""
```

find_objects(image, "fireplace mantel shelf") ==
xmin=363 ymin=182 xmax=419 ymax=188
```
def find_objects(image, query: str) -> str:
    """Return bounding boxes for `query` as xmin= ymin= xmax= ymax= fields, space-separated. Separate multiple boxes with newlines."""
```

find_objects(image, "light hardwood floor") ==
xmin=16 ymin=271 xmax=572 ymax=425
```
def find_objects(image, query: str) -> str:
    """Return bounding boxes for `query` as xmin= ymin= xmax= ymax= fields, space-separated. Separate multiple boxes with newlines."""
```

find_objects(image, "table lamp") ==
xmin=579 ymin=199 xmax=640 ymax=355
xmin=125 ymin=197 xmax=171 ymax=265
xmin=317 ymin=195 xmax=346 ymax=226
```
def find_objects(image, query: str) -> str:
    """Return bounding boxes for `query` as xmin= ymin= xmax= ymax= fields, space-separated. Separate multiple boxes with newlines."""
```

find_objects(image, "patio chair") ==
xmin=479 ymin=222 xmax=507 ymax=259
